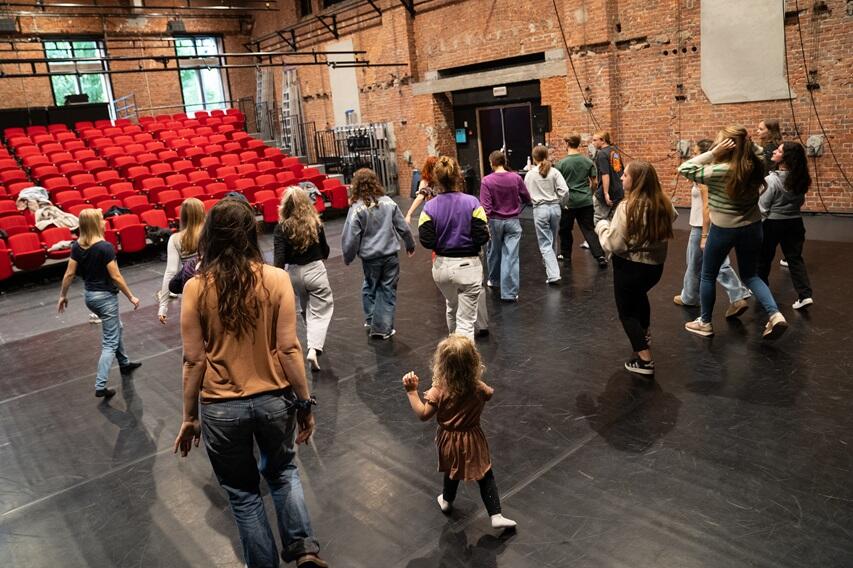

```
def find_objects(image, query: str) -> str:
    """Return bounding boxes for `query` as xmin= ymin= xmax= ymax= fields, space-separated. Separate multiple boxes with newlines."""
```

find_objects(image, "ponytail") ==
xmin=433 ymin=155 xmax=462 ymax=193
xmin=532 ymin=145 xmax=551 ymax=177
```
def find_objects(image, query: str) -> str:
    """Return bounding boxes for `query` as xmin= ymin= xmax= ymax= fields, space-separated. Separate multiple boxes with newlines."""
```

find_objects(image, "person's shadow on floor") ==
xmin=576 ymin=372 xmax=681 ymax=453
xmin=405 ymin=524 xmax=514 ymax=568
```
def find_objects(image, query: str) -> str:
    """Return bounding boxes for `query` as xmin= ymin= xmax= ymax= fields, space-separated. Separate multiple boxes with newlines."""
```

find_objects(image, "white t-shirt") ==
xmin=689 ymin=183 xmax=704 ymax=228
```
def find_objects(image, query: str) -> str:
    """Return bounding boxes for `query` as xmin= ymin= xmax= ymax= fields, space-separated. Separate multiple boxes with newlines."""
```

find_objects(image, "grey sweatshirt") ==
xmin=523 ymin=167 xmax=569 ymax=206
xmin=760 ymin=170 xmax=805 ymax=220
xmin=341 ymin=196 xmax=415 ymax=264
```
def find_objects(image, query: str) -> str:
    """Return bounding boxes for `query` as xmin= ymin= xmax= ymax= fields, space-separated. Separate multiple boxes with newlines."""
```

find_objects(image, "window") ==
xmin=175 ymin=36 xmax=228 ymax=114
xmin=323 ymin=0 xmax=346 ymax=6
xmin=300 ymin=0 xmax=313 ymax=16
xmin=44 ymin=40 xmax=112 ymax=106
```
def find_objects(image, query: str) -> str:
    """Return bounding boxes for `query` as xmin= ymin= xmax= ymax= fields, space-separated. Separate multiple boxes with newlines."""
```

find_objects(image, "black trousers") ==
xmin=757 ymin=218 xmax=813 ymax=300
xmin=442 ymin=468 xmax=501 ymax=516
xmin=612 ymin=255 xmax=664 ymax=353
xmin=559 ymin=205 xmax=605 ymax=259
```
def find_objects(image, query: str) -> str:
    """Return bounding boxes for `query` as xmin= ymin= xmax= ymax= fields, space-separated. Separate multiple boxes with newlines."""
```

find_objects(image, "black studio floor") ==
xmin=1 ymin=201 xmax=852 ymax=568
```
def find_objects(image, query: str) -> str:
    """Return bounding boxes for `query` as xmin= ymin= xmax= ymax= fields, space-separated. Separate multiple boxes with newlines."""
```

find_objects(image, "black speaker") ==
xmin=64 ymin=94 xmax=89 ymax=105
xmin=532 ymin=105 xmax=552 ymax=134
xmin=0 ymin=18 xmax=18 ymax=33
xmin=167 ymin=20 xmax=186 ymax=34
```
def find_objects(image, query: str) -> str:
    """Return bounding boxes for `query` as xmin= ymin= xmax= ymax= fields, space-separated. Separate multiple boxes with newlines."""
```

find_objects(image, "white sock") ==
xmin=436 ymin=494 xmax=451 ymax=513
xmin=490 ymin=514 xmax=517 ymax=529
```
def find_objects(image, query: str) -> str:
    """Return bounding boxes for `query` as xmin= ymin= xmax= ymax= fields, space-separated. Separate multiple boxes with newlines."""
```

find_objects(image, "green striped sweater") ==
xmin=677 ymin=151 xmax=761 ymax=228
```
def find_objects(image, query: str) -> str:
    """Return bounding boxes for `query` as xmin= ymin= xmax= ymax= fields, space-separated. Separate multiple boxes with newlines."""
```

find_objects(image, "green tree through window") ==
xmin=175 ymin=36 xmax=228 ymax=114
xmin=44 ymin=39 xmax=112 ymax=106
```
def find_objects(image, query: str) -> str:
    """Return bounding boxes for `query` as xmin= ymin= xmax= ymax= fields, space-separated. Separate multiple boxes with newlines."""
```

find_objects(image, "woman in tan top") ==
xmin=596 ymin=161 xmax=677 ymax=377
xmin=402 ymin=335 xmax=516 ymax=530
xmin=173 ymin=199 xmax=328 ymax=568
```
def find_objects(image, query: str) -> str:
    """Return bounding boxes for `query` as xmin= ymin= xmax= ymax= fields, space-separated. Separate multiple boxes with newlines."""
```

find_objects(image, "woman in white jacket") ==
xmin=157 ymin=197 xmax=204 ymax=324
xmin=524 ymin=145 xmax=568 ymax=284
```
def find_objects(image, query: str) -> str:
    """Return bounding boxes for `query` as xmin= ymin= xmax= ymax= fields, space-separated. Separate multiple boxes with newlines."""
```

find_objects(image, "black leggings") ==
xmin=559 ymin=205 xmax=605 ymax=259
xmin=612 ymin=255 xmax=664 ymax=353
xmin=442 ymin=468 xmax=501 ymax=516
xmin=757 ymin=218 xmax=812 ymax=300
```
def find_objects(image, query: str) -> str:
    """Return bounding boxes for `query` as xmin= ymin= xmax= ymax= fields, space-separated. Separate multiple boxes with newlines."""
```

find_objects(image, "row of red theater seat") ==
xmin=0 ymin=226 xmax=76 ymax=278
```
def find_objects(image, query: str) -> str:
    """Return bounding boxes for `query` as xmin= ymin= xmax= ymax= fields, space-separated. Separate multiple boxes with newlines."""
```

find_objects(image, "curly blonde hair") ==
xmin=431 ymin=335 xmax=483 ymax=399
xmin=278 ymin=186 xmax=321 ymax=253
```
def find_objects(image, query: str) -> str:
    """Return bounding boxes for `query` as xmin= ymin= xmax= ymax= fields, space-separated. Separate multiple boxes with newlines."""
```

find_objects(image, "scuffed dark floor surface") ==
xmin=1 ymin=204 xmax=851 ymax=568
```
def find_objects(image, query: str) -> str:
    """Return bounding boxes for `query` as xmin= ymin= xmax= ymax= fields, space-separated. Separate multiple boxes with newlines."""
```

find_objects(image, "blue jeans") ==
xmin=681 ymin=226 xmax=751 ymax=305
xmin=361 ymin=253 xmax=399 ymax=335
xmin=201 ymin=392 xmax=320 ymax=566
xmin=533 ymin=204 xmax=561 ymax=282
xmin=700 ymin=222 xmax=779 ymax=322
xmin=84 ymin=290 xmax=130 ymax=390
xmin=486 ymin=218 xmax=522 ymax=300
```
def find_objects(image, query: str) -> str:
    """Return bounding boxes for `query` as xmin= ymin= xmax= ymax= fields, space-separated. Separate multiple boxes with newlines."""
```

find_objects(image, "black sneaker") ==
xmin=119 ymin=361 xmax=142 ymax=374
xmin=95 ymin=388 xmax=116 ymax=398
xmin=475 ymin=328 xmax=490 ymax=338
xmin=624 ymin=357 xmax=654 ymax=375
xmin=370 ymin=329 xmax=396 ymax=340
xmin=597 ymin=256 xmax=608 ymax=268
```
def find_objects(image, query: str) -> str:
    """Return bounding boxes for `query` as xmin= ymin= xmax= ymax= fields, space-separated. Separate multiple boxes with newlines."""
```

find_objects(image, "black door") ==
xmin=477 ymin=103 xmax=532 ymax=176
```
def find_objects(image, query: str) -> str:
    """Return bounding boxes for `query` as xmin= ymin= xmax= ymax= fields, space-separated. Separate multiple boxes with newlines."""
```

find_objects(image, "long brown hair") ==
xmin=715 ymin=125 xmax=767 ymax=200
xmin=532 ymin=144 xmax=551 ymax=177
xmin=421 ymin=156 xmax=438 ymax=185
xmin=431 ymin=335 xmax=483 ymax=399
xmin=197 ymin=199 xmax=265 ymax=339
xmin=779 ymin=141 xmax=811 ymax=195
xmin=433 ymin=155 xmax=462 ymax=193
xmin=761 ymin=119 xmax=782 ymax=147
xmin=77 ymin=208 xmax=104 ymax=248
xmin=350 ymin=168 xmax=384 ymax=206
xmin=623 ymin=161 xmax=674 ymax=244
xmin=279 ymin=186 xmax=321 ymax=252
xmin=178 ymin=197 xmax=205 ymax=256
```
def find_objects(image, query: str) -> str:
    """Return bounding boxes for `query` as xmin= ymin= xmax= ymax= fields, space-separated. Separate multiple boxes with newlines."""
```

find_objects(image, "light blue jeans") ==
xmin=533 ymin=203 xmax=561 ymax=282
xmin=680 ymin=226 xmax=751 ymax=305
xmin=84 ymin=290 xmax=130 ymax=391
xmin=361 ymin=253 xmax=399 ymax=335
xmin=201 ymin=392 xmax=320 ymax=566
xmin=486 ymin=218 xmax=522 ymax=300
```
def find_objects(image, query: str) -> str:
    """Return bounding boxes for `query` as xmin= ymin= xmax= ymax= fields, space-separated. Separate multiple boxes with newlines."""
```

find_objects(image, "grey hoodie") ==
xmin=341 ymin=196 xmax=415 ymax=264
xmin=760 ymin=170 xmax=805 ymax=220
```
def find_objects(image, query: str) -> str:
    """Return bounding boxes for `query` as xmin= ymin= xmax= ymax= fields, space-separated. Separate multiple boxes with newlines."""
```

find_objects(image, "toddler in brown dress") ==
xmin=402 ymin=335 xmax=517 ymax=529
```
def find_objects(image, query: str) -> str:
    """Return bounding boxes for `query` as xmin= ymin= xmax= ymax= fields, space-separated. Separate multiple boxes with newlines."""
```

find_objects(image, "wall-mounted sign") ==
xmin=455 ymin=128 xmax=468 ymax=144
xmin=492 ymin=86 xmax=507 ymax=97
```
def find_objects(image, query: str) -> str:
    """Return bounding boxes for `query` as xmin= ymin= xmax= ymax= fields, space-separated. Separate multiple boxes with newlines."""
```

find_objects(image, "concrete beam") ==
xmin=412 ymin=59 xmax=567 ymax=96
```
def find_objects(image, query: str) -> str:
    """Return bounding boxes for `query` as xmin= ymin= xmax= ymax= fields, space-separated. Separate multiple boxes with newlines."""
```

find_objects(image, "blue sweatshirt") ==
xmin=341 ymin=196 xmax=415 ymax=264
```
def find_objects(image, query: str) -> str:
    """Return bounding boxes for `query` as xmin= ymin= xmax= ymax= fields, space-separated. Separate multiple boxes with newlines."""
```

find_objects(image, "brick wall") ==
xmin=253 ymin=0 xmax=852 ymax=212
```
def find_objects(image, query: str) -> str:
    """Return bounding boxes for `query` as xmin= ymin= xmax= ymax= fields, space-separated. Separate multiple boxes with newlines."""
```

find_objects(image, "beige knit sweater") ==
xmin=594 ymin=200 xmax=678 ymax=265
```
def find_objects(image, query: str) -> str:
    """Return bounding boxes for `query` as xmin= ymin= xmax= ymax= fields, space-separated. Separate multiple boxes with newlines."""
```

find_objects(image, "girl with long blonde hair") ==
xmin=57 ymin=208 xmax=141 ymax=398
xmin=678 ymin=125 xmax=788 ymax=340
xmin=402 ymin=335 xmax=517 ymax=529
xmin=273 ymin=186 xmax=333 ymax=370
xmin=596 ymin=161 xmax=678 ymax=375
xmin=158 ymin=197 xmax=205 ymax=324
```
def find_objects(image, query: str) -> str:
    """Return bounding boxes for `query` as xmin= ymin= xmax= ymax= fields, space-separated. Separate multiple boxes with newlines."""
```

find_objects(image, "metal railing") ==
xmin=112 ymin=93 xmax=137 ymax=122
xmin=280 ymin=113 xmax=317 ymax=163
xmin=314 ymin=123 xmax=397 ymax=193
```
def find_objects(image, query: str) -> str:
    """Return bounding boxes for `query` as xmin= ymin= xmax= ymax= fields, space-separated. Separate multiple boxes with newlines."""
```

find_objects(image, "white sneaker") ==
xmin=557 ymin=254 xmax=564 ymax=260
xmin=780 ymin=259 xmax=789 ymax=267
xmin=436 ymin=494 xmax=452 ymax=513
xmin=490 ymin=514 xmax=517 ymax=529
xmin=792 ymin=297 xmax=813 ymax=310
xmin=486 ymin=280 xmax=496 ymax=288
xmin=88 ymin=313 xmax=101 ymax=324
xmin=306 ymin=348 xmax=320 ymax=371
xmin=580 ymin=241 xmax=590 ymax=249
xmin=763 ymin=312 xmax=788 ymax=340
xmin=370 ymin=329 xmax=396 ymax=340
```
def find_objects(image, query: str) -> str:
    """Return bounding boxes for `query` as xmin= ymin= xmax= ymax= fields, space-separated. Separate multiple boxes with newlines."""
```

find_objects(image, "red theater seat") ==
xmin=8 ymin=232 xmax=45 ymax=270
xmin=41 ymin=226 xmax=75 ymax=259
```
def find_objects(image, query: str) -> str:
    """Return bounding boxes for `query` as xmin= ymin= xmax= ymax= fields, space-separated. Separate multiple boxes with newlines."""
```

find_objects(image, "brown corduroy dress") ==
xmin=424 ymin=382 xmax=493 ymax=481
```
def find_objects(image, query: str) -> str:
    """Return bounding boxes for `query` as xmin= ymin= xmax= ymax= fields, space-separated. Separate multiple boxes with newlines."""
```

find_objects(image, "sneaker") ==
xmin=363 ymin=321 xmax=371 ymax=329
xmin=295 ymin=554 xmax=329 ymax=568
xmin=597 ymin=256 xmax=608 ymax=268
xmin=724 ymin=298 xmax=749 ymax=319
xmin=490 ymin=514 xmax=517 ymax=529
xmin=762 ymin=312 xmax=788 ymax=340
xmin=88 ymin=313 xmax=101 ymax=324
xmin=673 ymin=295 xmax=698 ymax=307
xmin=95 ymin=388 xmax=116 ymax=399
xmin=546 ymin=277 xmax=561 ymax=285
xmin=780 ymin=259 xmax=789 ymax=267
xmin=685 ymin=317 xmax=714 ymax=337
xmin=624 ymin=357 xmax=655 ymax=375
xmin=436 ymin=494 xmax=452 ymax=513
xmin=306 ymin=348 xmax=320 ymax=371
xmin=557 ymin=253 xmax=564 ymax=260
xmin=475 ymin=328 xmax=490 ymax=338
xmin=370 ymin=329 xmax=396 ymax=340
xmin=792 ymin=297 xmax=813 ymax=310
xmin=119 ymin=361 xmax=142 ymax=374
xmin=580 ymin=241 xmax=590 ymax=249
xmin=486 ymin=280 xmax=496 ymax=288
